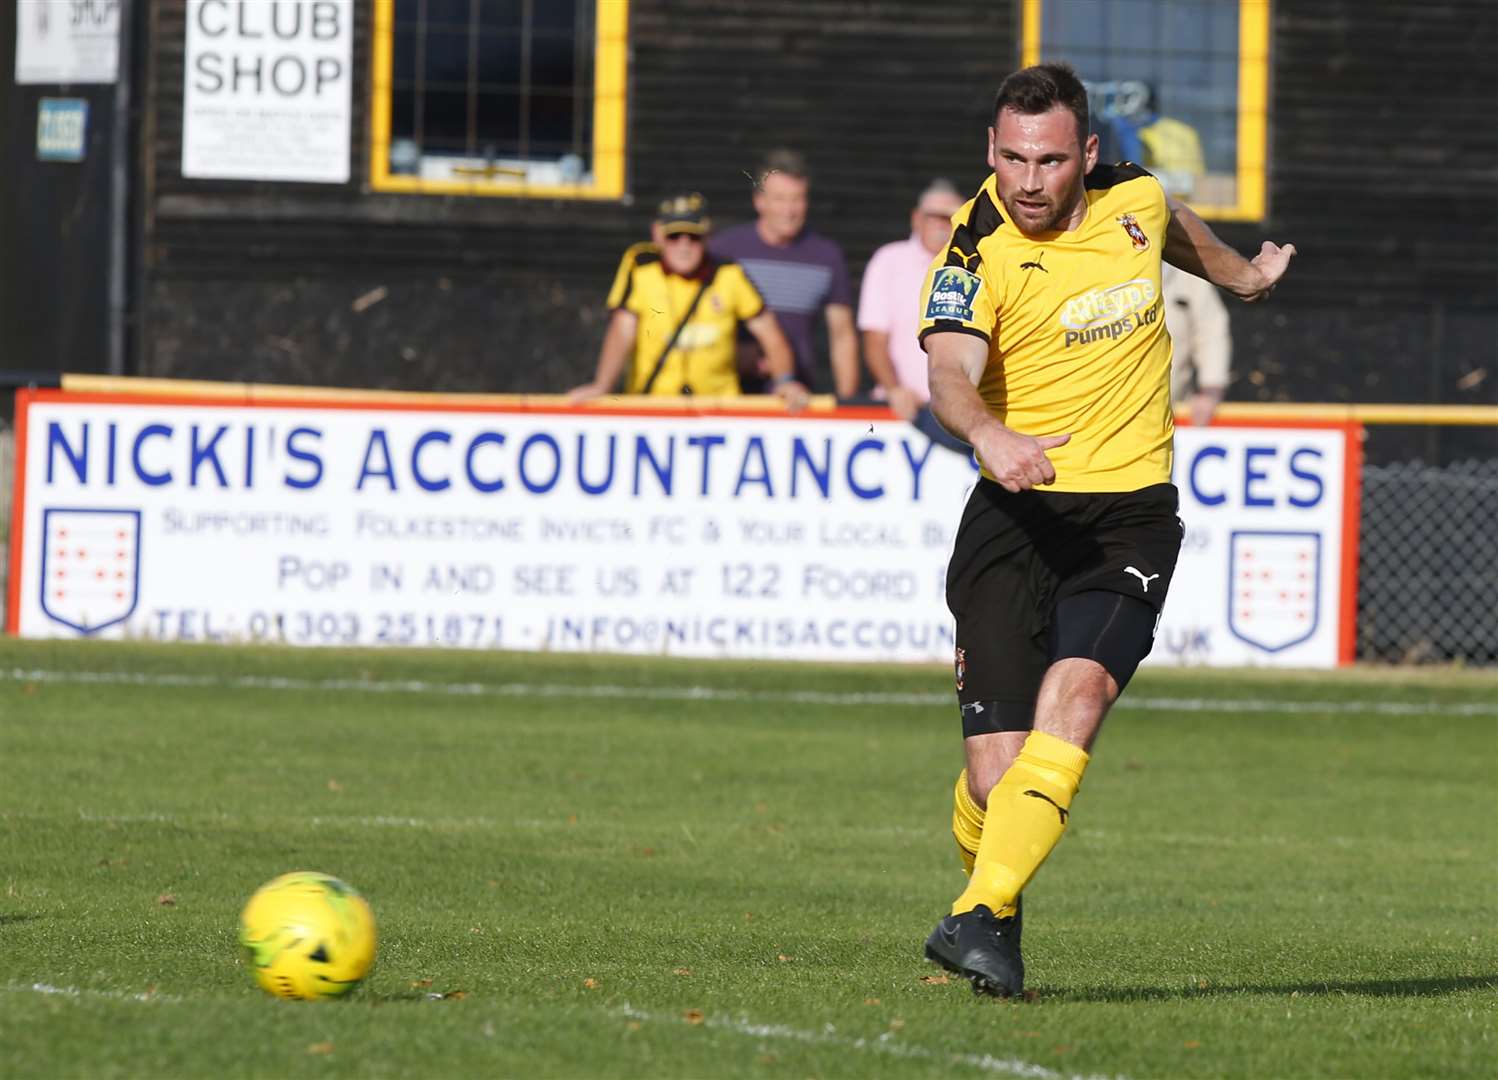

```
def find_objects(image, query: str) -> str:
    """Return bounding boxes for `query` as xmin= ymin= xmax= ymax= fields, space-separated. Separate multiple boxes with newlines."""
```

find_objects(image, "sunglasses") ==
xmin=663 ymin=231 xmax=705 ymax=243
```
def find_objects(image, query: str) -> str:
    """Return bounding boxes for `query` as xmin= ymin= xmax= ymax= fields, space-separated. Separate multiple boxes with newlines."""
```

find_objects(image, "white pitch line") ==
xmin=6 ymin=810 xmax=1473 ymax=865
xmin=0 ymin=984 xmax=1126 ymax=1080
xmin=2 ymin=981 xmax=183 ymax=1004
xmin=617 ymin=1004 xmax=1126 ymax=1080
xmin=1 ymin=666 xmax=1494 ymax=716
xmin=10 ymin=810 xmax=1452 ymax=862
xmin=1125 ymin=695 xmax=1498 ymax=717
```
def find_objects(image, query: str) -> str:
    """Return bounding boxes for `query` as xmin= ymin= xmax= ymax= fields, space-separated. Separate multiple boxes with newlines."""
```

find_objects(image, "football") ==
xmin=238 ymin=871 xmax=377 ymax=1001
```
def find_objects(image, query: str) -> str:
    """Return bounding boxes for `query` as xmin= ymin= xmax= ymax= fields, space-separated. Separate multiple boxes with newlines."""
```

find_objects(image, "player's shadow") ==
xmin=0 ymin=914 xmax=41 ymax=928
xmin=1050 ymin=974 xmax=1497 ymax=1002
xmin=365 ymin=988 xmax=472 ymax=1004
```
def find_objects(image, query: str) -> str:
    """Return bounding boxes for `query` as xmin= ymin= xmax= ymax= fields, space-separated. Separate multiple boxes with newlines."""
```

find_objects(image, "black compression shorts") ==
xmin=947 ymin=479 xmax=1184 ymax=737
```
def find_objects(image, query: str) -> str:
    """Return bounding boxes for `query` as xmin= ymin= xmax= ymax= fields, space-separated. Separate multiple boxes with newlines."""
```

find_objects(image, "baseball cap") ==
xmin=655 ymin=192 xmax=711 ymax=235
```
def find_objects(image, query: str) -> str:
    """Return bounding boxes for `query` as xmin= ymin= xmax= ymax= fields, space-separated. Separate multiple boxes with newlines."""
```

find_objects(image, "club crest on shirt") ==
xmin=954 ymin=646 xmax=966 ymax=691
xmin=1117 ymin=213 xmax=1150 ymax=251
xmin=925 ymin=266 xmax=981 ymax=322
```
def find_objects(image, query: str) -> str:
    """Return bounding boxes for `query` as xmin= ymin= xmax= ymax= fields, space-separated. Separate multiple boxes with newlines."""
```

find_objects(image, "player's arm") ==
xmin=825 ymin=303 xmax=860 ymax=399
xmin=926 ymin=331 xmax=1069 ymax=493
xmin=1163 ymin=195 xmax=1296 ymax=303
xmin=745 ymin=309 xmax=809 ymax=412
xmin=569 ymin=308 xmax=638 ymax=401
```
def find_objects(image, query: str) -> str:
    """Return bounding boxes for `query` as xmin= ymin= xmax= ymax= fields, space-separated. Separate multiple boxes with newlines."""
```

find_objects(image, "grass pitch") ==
xmin=1 ymin=639 xmax=1494 ymax=1079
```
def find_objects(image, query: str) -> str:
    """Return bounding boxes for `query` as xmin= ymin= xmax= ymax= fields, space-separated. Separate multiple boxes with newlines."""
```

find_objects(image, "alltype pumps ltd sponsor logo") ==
xmin=1059 ymin=278 xmax=1160 ymax=348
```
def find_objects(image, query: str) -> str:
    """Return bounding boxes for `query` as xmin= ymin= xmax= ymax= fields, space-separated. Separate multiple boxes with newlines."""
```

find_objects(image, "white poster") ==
xmin=15 ymin=0 xmax=120 ymax=85
xmin=9 ymin=397 xmax=976 ymax=661
xmin=181 ymin=0 xmax=352 ymax=183
xmin=7 ymin=393 xmax=1361 ymax=667
xmin=1150 ymin=423 xmax=1359 ymax=668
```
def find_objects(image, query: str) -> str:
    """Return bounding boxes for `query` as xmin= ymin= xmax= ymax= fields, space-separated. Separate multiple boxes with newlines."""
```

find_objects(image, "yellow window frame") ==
xmin=369 ymin=0 xmax=628 ymax=200
xmin=1021 ymin=0 xmax=1268 ymax=222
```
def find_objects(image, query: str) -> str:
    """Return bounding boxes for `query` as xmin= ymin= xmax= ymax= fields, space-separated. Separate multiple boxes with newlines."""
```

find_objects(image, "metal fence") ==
xmin=0 ymin=422 xmax=10 ymax=625
xmin=1357 ymin=457 xmax=1498 ymax=664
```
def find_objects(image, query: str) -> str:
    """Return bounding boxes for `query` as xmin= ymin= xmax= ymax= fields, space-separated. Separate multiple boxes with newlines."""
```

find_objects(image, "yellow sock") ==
xmin=951 ymin=769 xmax=1020 ymax=920
xmin=952 ymin=769 xmax=983 ymax=875
xmin=952 ymin=731 xmax=1089 ymax=916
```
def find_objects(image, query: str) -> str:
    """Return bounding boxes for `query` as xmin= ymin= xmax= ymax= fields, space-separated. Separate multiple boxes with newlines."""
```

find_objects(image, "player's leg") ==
xmin=942 ymin=482 xmax=1049 ymax=886
xmin=952 ymin=486 xmax=1183 ymax=938
xmin=926 ymin=482 xmax=1051 ymax=996
xmin=941 ymin=481 xmax=1053 ymax=873
xmin=942 ymin=593 xmax=1154 ymax=1000
xmin=1032 ymin=654 xmax=1118 ymax=750
xmin=930 ymin=738 xmax=1037 ymax=999
xmin=950 ymin=732 xmax=1028 ymax=969
xmin=949 ymin=732 xmax=1029 ymax=970
xmin=954 ymin=731 xmax=1028 ymax=875
xmin=956 ymin=651 xmax=1116 ymax=878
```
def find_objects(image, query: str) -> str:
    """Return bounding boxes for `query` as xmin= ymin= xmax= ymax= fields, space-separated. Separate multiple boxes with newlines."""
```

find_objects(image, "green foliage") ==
xmin=1 ymin=640 xmax=1494 ymax=1078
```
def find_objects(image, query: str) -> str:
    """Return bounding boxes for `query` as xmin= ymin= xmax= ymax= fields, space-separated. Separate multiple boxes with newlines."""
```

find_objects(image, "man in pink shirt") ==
xmin=856 ymin=180 xmax=968 ymax=420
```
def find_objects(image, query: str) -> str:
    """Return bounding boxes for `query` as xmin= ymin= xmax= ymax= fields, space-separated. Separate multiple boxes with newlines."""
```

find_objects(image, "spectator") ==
xmin=856 ymin=179 xmax=967 ymax=420
xmin=710 ymin=150 xmax=859 ymax=396
xmin=1162 ymin=262 xmax=1231 ymax=425
xmin=570 ymin=193 xmax=806 ymax=408
xmin=1102 ymin=80 xmax=1206 ymax=201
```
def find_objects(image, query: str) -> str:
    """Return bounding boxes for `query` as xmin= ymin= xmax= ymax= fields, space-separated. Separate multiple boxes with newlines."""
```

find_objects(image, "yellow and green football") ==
xmin=238 ymin=871 xmax=377 ymax=1001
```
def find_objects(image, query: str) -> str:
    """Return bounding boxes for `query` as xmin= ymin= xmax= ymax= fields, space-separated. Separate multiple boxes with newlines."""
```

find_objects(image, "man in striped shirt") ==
xmin=710 ymin=149 xmax=859 ymax=398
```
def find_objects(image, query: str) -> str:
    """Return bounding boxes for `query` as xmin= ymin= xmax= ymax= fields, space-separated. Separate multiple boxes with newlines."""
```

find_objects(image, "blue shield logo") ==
xmin=39 ymin=508 xmax=142 ymax=635
xmin=1227 ymin=531 xmax=1321 ymax=653
xmin=924 ymin=267 xmax=981 ymax=322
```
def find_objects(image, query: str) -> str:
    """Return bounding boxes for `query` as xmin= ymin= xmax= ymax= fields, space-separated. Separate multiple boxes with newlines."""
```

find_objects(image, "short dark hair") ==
xmin=992 ymin=63 xmax=1090 ymax=145
xmin=756 ymin=148 xmax=809 ymax=188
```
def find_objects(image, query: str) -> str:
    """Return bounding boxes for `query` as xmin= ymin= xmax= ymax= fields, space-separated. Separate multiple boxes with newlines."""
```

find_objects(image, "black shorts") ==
xmin=947 ymin=479 xmax=1183 ymax=732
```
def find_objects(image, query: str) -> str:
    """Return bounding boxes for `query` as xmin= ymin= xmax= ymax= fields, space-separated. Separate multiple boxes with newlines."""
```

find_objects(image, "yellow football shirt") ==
xmin=918 ymin=164 xmax=1175 ymax=492
xmin=607 ymin=243 xmax=766 ymax=397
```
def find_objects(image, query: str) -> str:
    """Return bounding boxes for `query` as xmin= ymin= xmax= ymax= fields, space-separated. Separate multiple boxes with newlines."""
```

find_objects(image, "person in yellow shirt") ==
xmin=918 ymin=62 xmax=1296 ymax=998
xmin=570 ymin=193 xmax=807 ymax=408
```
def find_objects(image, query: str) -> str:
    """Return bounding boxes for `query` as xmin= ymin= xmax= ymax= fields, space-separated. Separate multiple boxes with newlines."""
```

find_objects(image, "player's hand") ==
xmin=973 ymin=426 xmax=1071 ymax=492
xmin=773 ymin=378 xmax=810 ymax=413
xmin=1242 ymin=241 xmax=1297 ymax=302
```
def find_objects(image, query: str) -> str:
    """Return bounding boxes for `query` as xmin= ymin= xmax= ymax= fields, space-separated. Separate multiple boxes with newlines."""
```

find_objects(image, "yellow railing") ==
xmin=54 ymin=375 xmax=841 ymax=412
xmin=53 ymin=375 xmax=1498 ymax=427
xmin=1205 ymin=403 xmax=1498 ymax=427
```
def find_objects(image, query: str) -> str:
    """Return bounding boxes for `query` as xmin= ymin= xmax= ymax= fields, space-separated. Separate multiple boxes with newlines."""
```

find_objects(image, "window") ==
xmin=369 ymin=0 xmax=627 ymax=199
xmin=1021 ymin=0 xmax=1269 ymax=220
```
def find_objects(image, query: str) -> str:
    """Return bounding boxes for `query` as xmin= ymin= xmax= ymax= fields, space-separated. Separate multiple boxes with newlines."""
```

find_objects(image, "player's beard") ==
xmin=1000 ymin=179 xmax=1085 ymax=236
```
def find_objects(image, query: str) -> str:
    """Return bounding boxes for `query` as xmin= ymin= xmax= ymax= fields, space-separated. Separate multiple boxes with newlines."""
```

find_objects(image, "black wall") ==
xmin=0 ymin=12 xmax=118 ymax=378
xmin=133 ymin=0 xmax=1498 ymax=460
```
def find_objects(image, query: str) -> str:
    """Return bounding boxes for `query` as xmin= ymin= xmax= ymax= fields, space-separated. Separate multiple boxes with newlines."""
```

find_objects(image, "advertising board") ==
xmin=7 ymin=390 xmax=1360 ymax=667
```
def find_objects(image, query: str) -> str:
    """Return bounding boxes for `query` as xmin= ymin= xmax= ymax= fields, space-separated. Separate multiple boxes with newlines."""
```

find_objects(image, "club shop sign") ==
xmin=181 ymin=1 xmax=352 ymax=183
